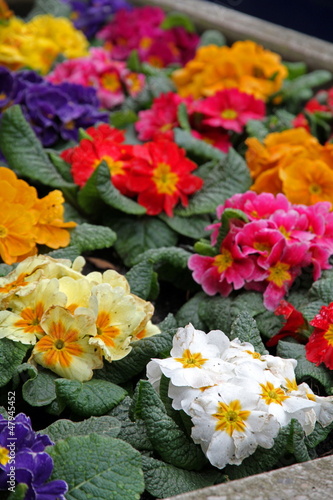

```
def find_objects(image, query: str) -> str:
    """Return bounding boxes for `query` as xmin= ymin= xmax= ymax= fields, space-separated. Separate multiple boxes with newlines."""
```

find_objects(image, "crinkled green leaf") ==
xmin=135 ymin=380 xmax=207 ymax=470
xmin=69 ymin=223 xmax=116 ymax=253
xmin=175 ymin=148 xmax=252 ymax=215
xmin=193 ymin=239 xmax=216 ymax=256
xmin=230 ymin=311 xmax=267 ymax=354
xmin=281 ymin=70 xmax=332 ymax=100
xmin=46 ymin=245 xmax=81 ymax=261
xmin=277 ymin=341 xmax=333 ymax=394
xmin=177 ymin=102 xmax=191 ymax=131
xmin=161 ymin=11 xmax=196 ymax=32
xmin=55 ymin=378 xmax=127 ymax=417
xmin=231 ymin=292 xmax=266 ymax=318
xmin=48 ymin=434 xmax=144 ymax=500
xmin=159 ymin=213 xmax=209 ymax=239
xmin=142 ymin=456 xmax=224 ymax=498
xmin=198 ymin=296 xmax=234 ymax=334
xmin=216 ymin=208 xmax=249 ymax=251
xmin=284 ymin=61 xmax=307 ymax=80
xmin=109 ymin=109 xmax=138 ymax=129
xmin=176 ymin=292 xmax=208 ymax=330
xmin=133 ymin=246 xmax=190 ymax=268
xmin=199 ymin=29 xmax=226 ymax=47
xmin=246 ymin=119 xmax=269 ymax=140
xmin=7 ymin=484 xmax=28 ymax=500
xmin=111 ymin=215 xmax=177 ymax=267
xmin=63 ymin=203 xmax=87 ymax=224
xmin=94 ymin=315 xmax=177 ymax=384
xmin=26 ymin=0 xmax=70 ymax=18
xmin=109 ymin=396 xmax=153 ymax=451
xmin=42 ymin=416 xmax=121 ymax=442
xmin=299 ymin=300 xmax=321 ymax=324
xmin=0 ymin=339 xmax=30 ymax=388
xmin=0 ymin=263 xmax=15 ymax=277
xmin=0 ymin=106 xmax=76 ymax=189
xmin=174 ymin=128 xmax=225 ymax=162
xmin=305 ymin=420 xmax=333 ymax=449
xmin=22 ymin=369 xmax=58 ymax=407
xmin=77 ymin=161 xmax=146 ymax=215
xmin=225 ymin=422 xmax=293 ymax=479
xmin=255 ymin=308 xmax=285 ymax=340
xmin=287 ymin=419 xmax=311 ymax=462
xmin=147 ymin=74 xmax=176 ymax=98
xmin=308 ymin=275 xmax=333 ymax=304
xmin=125 ymin=260 xmax=157 ymax=300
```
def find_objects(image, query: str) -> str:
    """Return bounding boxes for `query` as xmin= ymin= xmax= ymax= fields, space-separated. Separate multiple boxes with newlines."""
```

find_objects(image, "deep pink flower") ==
xmin=194 ymin=88 xmax=266 ymax=133
xmin=216 ymin=192 xmax=291 ymax=221
xmin=191 ymin=128 xmax=231 ymax=153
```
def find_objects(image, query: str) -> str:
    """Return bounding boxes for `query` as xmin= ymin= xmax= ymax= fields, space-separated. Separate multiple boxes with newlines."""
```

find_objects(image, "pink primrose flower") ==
xmin=216 ymin=192 xmax=291 ymax=221
xmin=194 ymin=89 xmax=266 ymax=133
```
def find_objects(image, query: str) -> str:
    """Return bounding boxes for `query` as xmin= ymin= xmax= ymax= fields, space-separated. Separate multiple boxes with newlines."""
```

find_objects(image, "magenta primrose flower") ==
xmin=189 ymin=192 xmax=333 ymax=310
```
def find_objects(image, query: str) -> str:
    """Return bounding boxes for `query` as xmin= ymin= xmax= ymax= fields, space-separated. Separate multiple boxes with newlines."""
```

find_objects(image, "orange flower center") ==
xmin=152 ymin=162 xmax=179 ymax=195
xmin=148 ymin=56 xmax=163 ymax=68
xmin=0 ymin=225 xmax=8 ymax=238
xmin=309 ymin=184 xmax=322 ymax=195
xmin=35 ymin=321 xmax=83 ymax=368
xmin=160 ymin=123 xmax=173 ymax=133
xmin=213 ymin=400 xmax=250 ymax=436
xmin=100 ymin=72 xmax=121 ymax=92
xmin=221 ymin=108 xmax=238 ymax=120
xmin=0 ymin=92 xmax=7 ymax=100
xmin=140 ymin=37 xmax=153 ymax=50
xmin=126 ymin=73 xmax=143 ymax=93
xmin=64 ymin=120 xmax=75 ymax=130
xmin=260 ymin=381 xmax=289 ymax=405
xmin=245 ymin=350 xmax=262 ymax=360
xmin=14 ymin=302 xmax=45 ymax=335
xmin=94 ymin=156 xmax=125 ymax=176
xmin=213 ymin=248 xmax=233 ymax=273
xmin=175 ymin=348 xmax=208 ymax=368
xmin=95 ymin=311 xmax=120 ymax=347
xmin=324 ymin=324 xmax=333 ymax=347
xmin=267 ymin=261 xmax=291 ymax=287
xmin=0 ymin=273 xmax=29 ymax=293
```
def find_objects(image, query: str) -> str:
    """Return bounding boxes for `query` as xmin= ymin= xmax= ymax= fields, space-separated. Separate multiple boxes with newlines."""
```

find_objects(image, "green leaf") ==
xmin=225 ymin=422 xmax=293 ymax=479
xmin=126 ymin=50 xmax=142 ymax=73
xmin=147 ymin=74 xmax=176 ymax=98
xmin=94 ymin=320 xmax=176 ymax=384
xmin=175 ymin=148 xmax=252 ymax=215
xmin=77 ymin=161 xmax=146 ymax=215
xmin=48 ymin=434 xmax=144 ymax=500
xmin=109 ymin=396 xmax=153 ymax=451
xmin=159 ymin=213 xmax=209 ymax=239
xmin=48 ymin=151 xmax=74 ymax=183
xmin=142 ymin=456 xmax=223 ymax=498
xmin=0 ymin=264 xmax=14 ymax=277
xmin=69 ymin=223 xmax=116 ymax=253
xmin=46 ymin=245 xmax=81 ymax=261
xmin=42 ymin=416 xmax=121 ymax=442
xmin=277 ymin=342 xmax=333 ymax=394
xmin=305 ymin=420 xmax=333 ymax=449
xmin=161 ymin=11 xmax=196 ymax=32
xmin=135 ymin=380 xmax=207 ymax=470
xmin=26 ymin=0 xmax=70 ymax=19
xmin=216 ymin=208 xmax=249 ymax=251
xmin=198 ymin=296 xmax=234 ymax=334
xmin=55 ymin=379 xmax=127 ymax=417
xmin=281 ymin=70 xmax=332 ymax=100
xmin=22 ymin=369 xmax=58 ymax=407
xmin=125 ymin=260 xmax=156 ymax=300
xmin=284 ymin=61 xmax=307 ymax=80
xmin=0 ymin=339 xmax=30 ymax=388
xmin=7 ymin=484 xmax=28 ymax=500
xmin=177 ymin=102 xmax=191 ymax=131
xmin=174 ymin=128 xmax=225 ymax=162
xmin=0 ymin=106 xmax=76 ymax=189
xmin=193 ymin=239 xmax=216 ymax=256
xmin=176 ymin=292 xmax=208 ymax=330
xmin=111 ymin=216 xmax=177 ymax=267
xmin=287 ymin=419 xmax=311 ymax=462
xmin=230 ymin=311 xmax=267 ymax=354
xmin=199 ymin=29 xmax=226 ymax=47
xmin=132 ymin=246 xmax=191 ymax=268
xmin=308 ymin=275 xmax=333 ymax=304
xmin=246 ymin=119 xmax=269 ymax=140
xmin=110 ymin=109 xmax=138 ymax=129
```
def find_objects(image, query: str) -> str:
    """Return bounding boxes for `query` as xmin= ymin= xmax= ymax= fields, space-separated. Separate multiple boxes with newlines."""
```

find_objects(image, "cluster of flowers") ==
xmin=61 ymin=123 xmax=203 ymax=216
xmin=0 ymin=413 xmax=67 ymax=499
xmin=0 ymin=167 xmax=76 ymax=265
xmin=135 ymin=88 xmax=266 ymax=151
xmin=269 ymin=300 xmax=333 ymax=371
xmin=293 ymin=86 xmax=333 ymax=134
xmin=0 ymin=14 xmax=88 ymax=74
xmin=62 ymin=0 xmax=132 ymax=39
xmin=97 ymin=6 xmax=199 ymax=68
xmin=246 ymin=128 xmax=333 ymax=205
xmin=189 ymin=191 xmax=333 ymax=310
xmin=0 ymin=66 xmax=108 ymax=147
xmin=147 ymin=324 xmax=333 ymax=469
xmin=0 ymin=255 xmax=160 ymax=381
xmin=172 ymin=40 xmax=288 ymax=101
xmin=46 ymin=47 xmax=145 ymax=110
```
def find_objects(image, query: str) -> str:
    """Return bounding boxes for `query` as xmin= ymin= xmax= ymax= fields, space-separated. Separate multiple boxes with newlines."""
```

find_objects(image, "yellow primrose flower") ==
xmin=32 ymin=306 xmax=102 ymax=381
xmin=87 ymin=283 xmax=147 ymax=362
xmin=0 ymin=278 xmax=67 ymax=344
xmin=85 ymin=269 xmax=131 ymax=292
xmin=58 ymin=276 xmax=94 ymax=313
xmin=132 ymin=320 xmax=161 ymax=341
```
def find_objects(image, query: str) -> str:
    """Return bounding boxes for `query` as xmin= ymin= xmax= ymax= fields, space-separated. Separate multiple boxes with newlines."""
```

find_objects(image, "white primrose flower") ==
xmin=294 ymin=382 xmax=333 ymax=428
xmin=146 ymin=359 xmax=163 ymax=392
xmin=189 ymin=383 xmax=280 ymax=469
xmin=220 ymin=338 xmax=269 ymax=368
xmin=150 ymin=323 xmax=231 ymax=388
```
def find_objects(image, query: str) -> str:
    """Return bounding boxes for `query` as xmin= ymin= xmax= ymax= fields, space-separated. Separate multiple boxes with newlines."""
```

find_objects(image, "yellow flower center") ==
xmin=140 ymin=37 xmax=153 ymax=50
xmin=95 ymin=311 xmax=120 ymax=347
xmin=0 ymin=92 xmax=7 ymax=100
xmin=279 ymin=226 xmax=291 ymax=239
xmin=324 ymin=324 xmax=333 ymax=347
xmin=253 ymin=242 xmax=271 ymax=253
xmin=260 ymin=381 xmax=289 ymax=405
xmin=100 ymin=72 xmax=121 ymax=92
xmin=175 ymin=348 xmax=208 ymax=368
xmin=152 ymin=162 xmax=179 ymax=195
xmin=14 ymin=302 xmax=45 ymax=335
xmin=160 ymin=123 xmax=173 ymax=133
xmin=213 ymin=400 xmax=250 ymax=436
xmin=213 ymin=248 xmax=233 ymax=273
xmin=267 ymin=261 xmax=291 ymax=287
xmin=285 ymin=378 xmax=298 ymax=391
xmin=0 ymin=225 xmax=8 ymax=238
xmin=221 ymin=108 xmax=238 ymax=120
xmin=93 ymin=156 xmax=125 ymax=176
xmin=309 ymin=184 xmax=322 ymax=195
xmin=0 ymin=446 xmax=9 ymax=466
xmin=245 ymin=350 xmax=262 ymax=360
